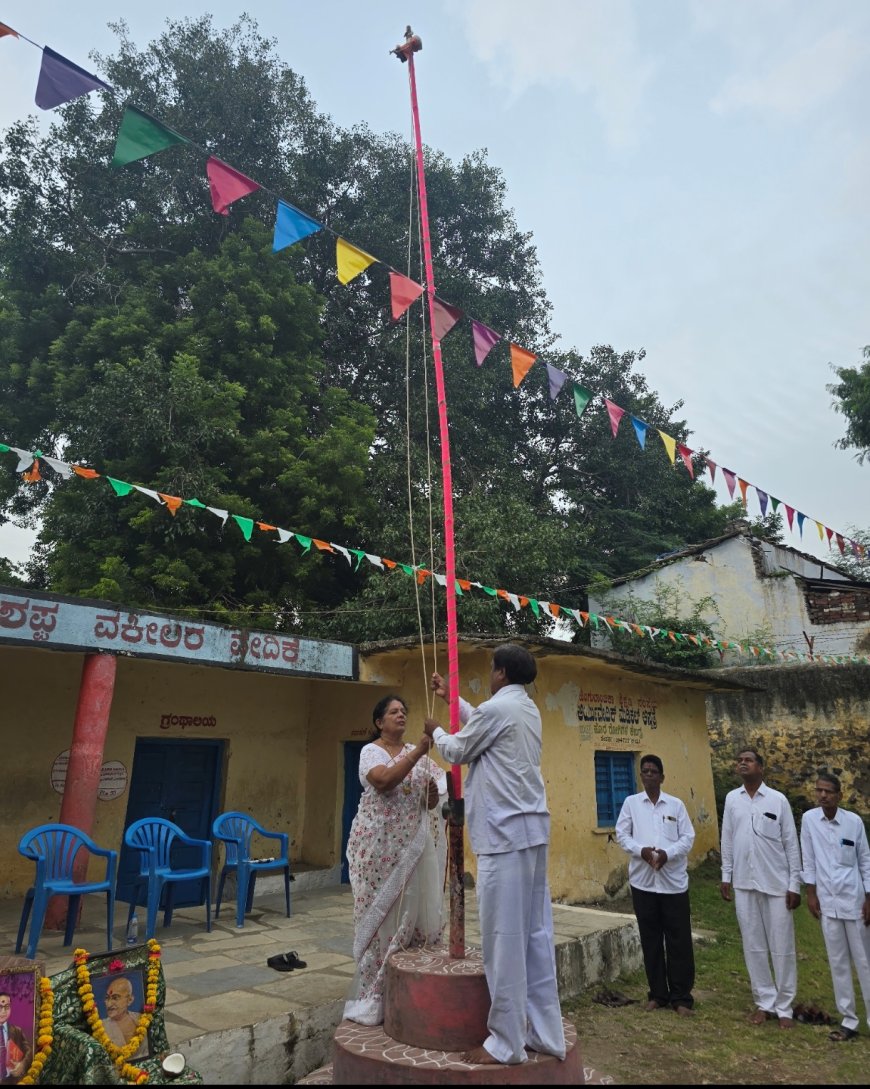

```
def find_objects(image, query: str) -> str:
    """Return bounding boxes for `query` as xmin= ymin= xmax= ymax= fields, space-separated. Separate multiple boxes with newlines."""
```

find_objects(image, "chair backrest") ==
xmin=124 ymin=817 xmax=183 ymax=870
xmin=18 ymin=823 xmax=100 ymax=882
xmin=212 ymin=811 xmax=260 ymax=865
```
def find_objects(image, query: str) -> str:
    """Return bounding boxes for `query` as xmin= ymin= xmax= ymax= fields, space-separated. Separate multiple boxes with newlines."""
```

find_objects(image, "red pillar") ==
xmin=45 ymin=652 xmax=117 ymax=930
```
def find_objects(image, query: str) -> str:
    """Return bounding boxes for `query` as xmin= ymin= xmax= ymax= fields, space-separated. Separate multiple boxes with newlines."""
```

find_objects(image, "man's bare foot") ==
xmin=749 ymin=1008 xmax=771 ymax=1025
xmin=460 ymin=1046 xmax=501 ymax=1065
xmin=643 ymin=1000 xmax=664 ymax=1012
xmin=674 ymin=1005 xmax=694 ymax=1017
xmin=778 ymin=1016 xmax=794 ymax=1029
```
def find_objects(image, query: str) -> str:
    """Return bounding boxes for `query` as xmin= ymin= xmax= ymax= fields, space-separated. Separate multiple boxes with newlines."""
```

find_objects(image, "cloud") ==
xmin=710 ymin=26 xmax=868 ymax=120
xmin=449 ymin=0 xmax=654 ymax=147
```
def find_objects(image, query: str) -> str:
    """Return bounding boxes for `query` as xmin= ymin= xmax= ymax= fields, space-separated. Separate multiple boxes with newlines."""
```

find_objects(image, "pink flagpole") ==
xmin=393 ymin=28 xmax=465 ymax=958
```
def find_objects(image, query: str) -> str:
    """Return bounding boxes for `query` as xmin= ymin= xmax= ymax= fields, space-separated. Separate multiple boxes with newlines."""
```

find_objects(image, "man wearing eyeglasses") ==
xmin=720 ymin=748 xmax=802 ymax=1029
xmin=0 ymin=990 xmax=32 ymax=1084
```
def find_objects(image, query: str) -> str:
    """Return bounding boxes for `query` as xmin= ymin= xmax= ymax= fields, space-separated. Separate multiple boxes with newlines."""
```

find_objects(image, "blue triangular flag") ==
xmin=631 ymin=416 xmax=648 ymax=449
xmin=273 ymin=200 xmax=322 ymax=252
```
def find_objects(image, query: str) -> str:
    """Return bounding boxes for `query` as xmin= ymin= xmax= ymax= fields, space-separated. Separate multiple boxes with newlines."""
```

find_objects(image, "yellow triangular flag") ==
xmin=336 ymin=237 xmax=376 ymax=284
xmin=815 ymin=521 xmax=824 ymax=540
xmin=657 ymin=430 xmax=676 ymax=465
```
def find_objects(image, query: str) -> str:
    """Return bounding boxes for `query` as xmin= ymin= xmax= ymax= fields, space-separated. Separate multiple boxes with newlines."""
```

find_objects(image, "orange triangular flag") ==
xmin=336 ymin=238 xmax=376 ymax=284
xmin=738 ymin=479 xmax=749 ymax=507
xmin=72 ymin=465 xmax=100 ymax=479
xmin=510 ymin=344 xmax=536 ymax=387
xmin=389 ymin=271 xmax=424 ymax=320
xmin=257 ymin=521 xmax=278 ymax=532
xmin=313 ymin=538 xmax=335 ymax=553
xmin=382 ymin=557 xmax=397 ymax=569
xmin=0 ymin=22 xmax=19 ymax=38
xmin=22 ymin=461 xmax=41 ymax=483
xmin=157 ymin=493 xmax=183 ymax=515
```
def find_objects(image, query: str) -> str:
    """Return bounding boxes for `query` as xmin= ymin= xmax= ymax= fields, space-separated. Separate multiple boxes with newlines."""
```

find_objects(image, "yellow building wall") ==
xmin=0 ymin=645 xmax=320 ymax=898
xmin=360 ymin=642 xmax=719 ymax=903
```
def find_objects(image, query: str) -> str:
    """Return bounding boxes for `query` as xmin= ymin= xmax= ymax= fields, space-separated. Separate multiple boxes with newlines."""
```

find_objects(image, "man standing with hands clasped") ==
xmin=615 ymin=755 xmax=696 ymax=1016
xmin=424 ymin=644 xmax=566 ymax=1068
xmin=800 ymin=772 xmax=870 ymax=1042
xmin=720 ymin=748 xmax=802 ymax=1029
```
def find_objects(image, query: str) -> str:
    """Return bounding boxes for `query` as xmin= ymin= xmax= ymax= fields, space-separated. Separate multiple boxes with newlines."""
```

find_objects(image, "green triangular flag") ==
xmin=481 ymin=586 xmax=498 ymax=597
xmin=107 ymin=477 xmax=134 ymax=497
xmin=770 ymin=497 xmax=781 ymax=512
xmin=350 ymin=549 xmax=366 ymax=570
xmin=398 ymin=563 xmax=414 ymax=577
xmin=573 ymin=384 xmax=593 ymax=418
xmin=0 ymin=443 xmax=10 ymax=453
xmin=112 ymin=106 xmax=189 ymax=167
xmin=232 ymin=515 xmax=254 ymax=541
xmin=295 ymin=534 xmax=313 ymax=554
xmin=184 ymin=497 xmax=207 ymax=508
xmin=529 ymin=599 xmax=540 ymax=617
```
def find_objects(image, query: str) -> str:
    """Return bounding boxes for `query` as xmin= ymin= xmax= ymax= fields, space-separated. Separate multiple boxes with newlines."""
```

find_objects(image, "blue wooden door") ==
xmin=117 ymin=738 xmax=224 ymax=906
xmin=340 ymin=741 xmax=366 ymax=883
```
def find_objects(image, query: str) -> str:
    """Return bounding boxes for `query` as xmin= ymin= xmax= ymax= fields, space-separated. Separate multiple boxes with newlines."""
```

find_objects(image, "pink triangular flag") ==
xmin=471 ymin=320 xmax=501 ymax=367
xmin=432 ymin=298 xmax=463 ymax=341
xmin=835 ymin=532 xmax=845 ymax=555
xmin=785 ymin=504 xmax=795 ymax=531
xmin=676 ymin=443 xmax=694 ymax=478
xmin=825 ymin=526 xmax=834 ymax=544
xmin=206 ymin=157 xmax=260 ymax=216
xmin=706 ymin=458 xmax=717 ymax=484
xmin=389 ymin=271 xmax=424 ymax=321
xmin=604 ymin=399 xmax=625 ymax=438
xmin=722 ymin=468 xmax=737 ymax=498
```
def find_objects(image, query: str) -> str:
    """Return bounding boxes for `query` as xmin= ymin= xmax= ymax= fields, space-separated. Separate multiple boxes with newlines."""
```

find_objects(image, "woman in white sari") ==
xmin=343 ymin=694 xmax=448 ymax=1025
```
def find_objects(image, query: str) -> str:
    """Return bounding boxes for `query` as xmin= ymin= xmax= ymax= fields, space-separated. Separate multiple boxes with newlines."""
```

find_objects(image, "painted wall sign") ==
xmin=50 ymin=750 xmax=129 ymax=800
xmin=576 ymin=690 xmax=657 ymax=748
xmin=159 ymin=713 xmax=217 ymax=730
xmin=0 ymin=591 xmax=356 ymax=680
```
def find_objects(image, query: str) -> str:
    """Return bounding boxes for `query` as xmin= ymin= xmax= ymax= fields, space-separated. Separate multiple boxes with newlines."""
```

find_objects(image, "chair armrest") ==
xmin=259 ymin=829 xmax=288 ymax=852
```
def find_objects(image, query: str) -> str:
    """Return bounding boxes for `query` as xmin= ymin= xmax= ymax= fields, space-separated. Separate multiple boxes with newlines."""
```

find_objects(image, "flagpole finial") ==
xmin=391 ymin=25 xmax=422 ymax=62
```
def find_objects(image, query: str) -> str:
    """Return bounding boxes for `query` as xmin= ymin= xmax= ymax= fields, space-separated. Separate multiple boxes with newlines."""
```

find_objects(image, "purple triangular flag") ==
xmin=35 ymin=46 xmax=111 ymax=110
xmin=432 ymin=298 xmax=463 ymax=341
xmin=756 ymin=488 xmax=768 ymax=517
xmin=545 ymin=364 xmax=569 ymax=400
xmin=471 ymin=320 xmax=501 ymax=367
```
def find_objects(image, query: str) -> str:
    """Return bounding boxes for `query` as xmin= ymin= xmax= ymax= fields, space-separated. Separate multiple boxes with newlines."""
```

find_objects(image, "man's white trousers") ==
xmin=821 ymin=914 xmax=870 ymax=1032
xmin=734 ymin=888 xmax=796 ymax=1019
xmin=476 ymin=844 xmax=566 ymax=1064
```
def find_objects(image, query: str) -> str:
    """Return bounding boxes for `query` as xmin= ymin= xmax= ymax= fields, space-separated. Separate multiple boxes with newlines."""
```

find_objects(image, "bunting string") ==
xmin=1 ymin=441 xmax=866 ymax=669
xmin=0 ymin=23 xmax=863 ymax=561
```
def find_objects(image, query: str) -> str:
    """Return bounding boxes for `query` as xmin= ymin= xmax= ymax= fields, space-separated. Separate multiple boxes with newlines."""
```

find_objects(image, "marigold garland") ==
xmin=74 ymin=938 xmax=161 ymax=1085
xmin=18 ymin=976 xmax=53 ymax=1085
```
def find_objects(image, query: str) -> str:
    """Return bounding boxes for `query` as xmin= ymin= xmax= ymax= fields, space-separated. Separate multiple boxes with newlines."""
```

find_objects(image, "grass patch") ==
xmin=561 ymin=859 xmax=867 ymax=1083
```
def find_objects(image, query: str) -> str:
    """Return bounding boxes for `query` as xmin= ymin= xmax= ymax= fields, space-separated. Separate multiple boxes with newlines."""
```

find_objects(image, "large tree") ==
xmin=0 ymin=15 xmax=733 ymax=639
xmin=829 ymin=345 xmax=870 ymax=464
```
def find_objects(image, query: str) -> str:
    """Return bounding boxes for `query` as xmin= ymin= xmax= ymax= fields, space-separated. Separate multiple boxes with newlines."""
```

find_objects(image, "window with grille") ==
xmin=594 ymin=751 xmax=636 ymax=827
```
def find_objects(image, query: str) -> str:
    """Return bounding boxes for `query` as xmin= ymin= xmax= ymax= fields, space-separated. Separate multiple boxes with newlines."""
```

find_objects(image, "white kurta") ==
xmin=801 ymin=806 xmax=870 ymax=1031
xmin=432 ymin=684 xmax=565 ymax=1065
xmin=615 ymin=789 xmax=695 ymax=893
xmin=721 ymin=782 xmax=802 ymax=1019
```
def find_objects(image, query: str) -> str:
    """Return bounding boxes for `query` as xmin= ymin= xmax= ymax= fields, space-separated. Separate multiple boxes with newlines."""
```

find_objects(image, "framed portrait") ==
xmin=0 ymin=964 xmax=39 ymax=1086
xmin=88 ymin=964 xmax=152 ymax=1061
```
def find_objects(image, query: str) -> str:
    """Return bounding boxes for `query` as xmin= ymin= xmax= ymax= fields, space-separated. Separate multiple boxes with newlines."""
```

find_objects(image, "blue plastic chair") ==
xmin=123 ymin=817 xmax=212 ymax=940
xmin=16 ymin=823 xmax=117 ymax=960
xmin=212 ymin=811 xmax=291 ymax=928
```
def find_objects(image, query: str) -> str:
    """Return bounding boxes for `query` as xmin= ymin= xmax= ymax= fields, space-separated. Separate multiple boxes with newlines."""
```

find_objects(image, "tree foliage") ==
xmin=829 ymin=346 xmax=870 ymax=463
xmin=1 ymin=15 xmax=738 ymax=639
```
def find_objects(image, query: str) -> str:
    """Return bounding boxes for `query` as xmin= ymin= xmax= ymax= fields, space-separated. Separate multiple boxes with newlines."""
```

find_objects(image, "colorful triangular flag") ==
xmin=756 ymin=488 xmax=768 ymax=517
xmin=336 ymin=238 xmax=376 ymax=284
xmin=573 ymin=384 xmax=592 ymax=419
xmin=35 ymin=46 xmax=111 ymax=110
xmin=604 ymin=399 xmax=625 ymax=437
xmin=510 ymin=344 xmax=536 ymax=387
xmin=273 ymin=200 xmax=321 ymax=251
xmin=657 ymin=430 xmax=676 ymax=465
xmin=545 ymin=364 xmax=568 ymax=400
xmin=432 ymin=298 xmax=463 ymax=341
xmin=722 ymin=468 xmax=737 ymax=498
xmin=206 ymin=157 xmax=260 ymax=216
xmin=471 ymin=320 xmax=501 ymax=367
xmin=631 ymin=417 xmax=648 ymax=449
xmin=111 ymin=106 xmax=189 ymax=168
xmin=706 ymin=458 xmax=717 ymax=484
xmin=676 ymin=444 xmax=694 ymax=478
xmin=389 ymin=272 xmax=424 ymax=320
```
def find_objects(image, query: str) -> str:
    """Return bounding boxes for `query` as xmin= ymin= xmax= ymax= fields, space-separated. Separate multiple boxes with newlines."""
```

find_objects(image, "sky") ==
xmin=0 ymin=0 xmax=868 ymax=572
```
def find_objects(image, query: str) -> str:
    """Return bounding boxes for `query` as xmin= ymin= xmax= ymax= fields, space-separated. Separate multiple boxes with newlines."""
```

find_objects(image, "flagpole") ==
xmin=393 ymin=27 xmax=465 ymax=959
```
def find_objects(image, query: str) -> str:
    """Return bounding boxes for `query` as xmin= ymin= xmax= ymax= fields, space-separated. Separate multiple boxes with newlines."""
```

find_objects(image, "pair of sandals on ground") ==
xmin=750 ymin=1006 xmax=857 ymax=1041
xmin=267 ymin=950 xmax=307 ymax=972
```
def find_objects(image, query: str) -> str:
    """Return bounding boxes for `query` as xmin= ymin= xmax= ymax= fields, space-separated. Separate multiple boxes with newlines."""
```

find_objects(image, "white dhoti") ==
xmin=734 ymin=888 xmax=797 ymax=1019
xmin=475 ymin=844 xmax=566 ymax=1065
xmin=821 ymin=914 xmax=870 ymax=1032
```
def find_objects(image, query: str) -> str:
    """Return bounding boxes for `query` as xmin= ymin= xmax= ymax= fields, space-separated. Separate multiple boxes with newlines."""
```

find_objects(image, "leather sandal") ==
xmin=267 ymin=950 xmax=307 ymax=971
xmin=828 ymin=1027 xmax=858 ymax=1042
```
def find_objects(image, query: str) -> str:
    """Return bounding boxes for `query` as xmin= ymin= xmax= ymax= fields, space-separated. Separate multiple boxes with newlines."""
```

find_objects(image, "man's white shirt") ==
xmin=720 ymin=783 xmax=801 ymax=895
xmin=615 ymin=789 xmax=695 ymax=893
xmin=431 ymin=684 xmax=549 ymax=856
xmin=801 ymin=806 xmax=870 ymax=919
